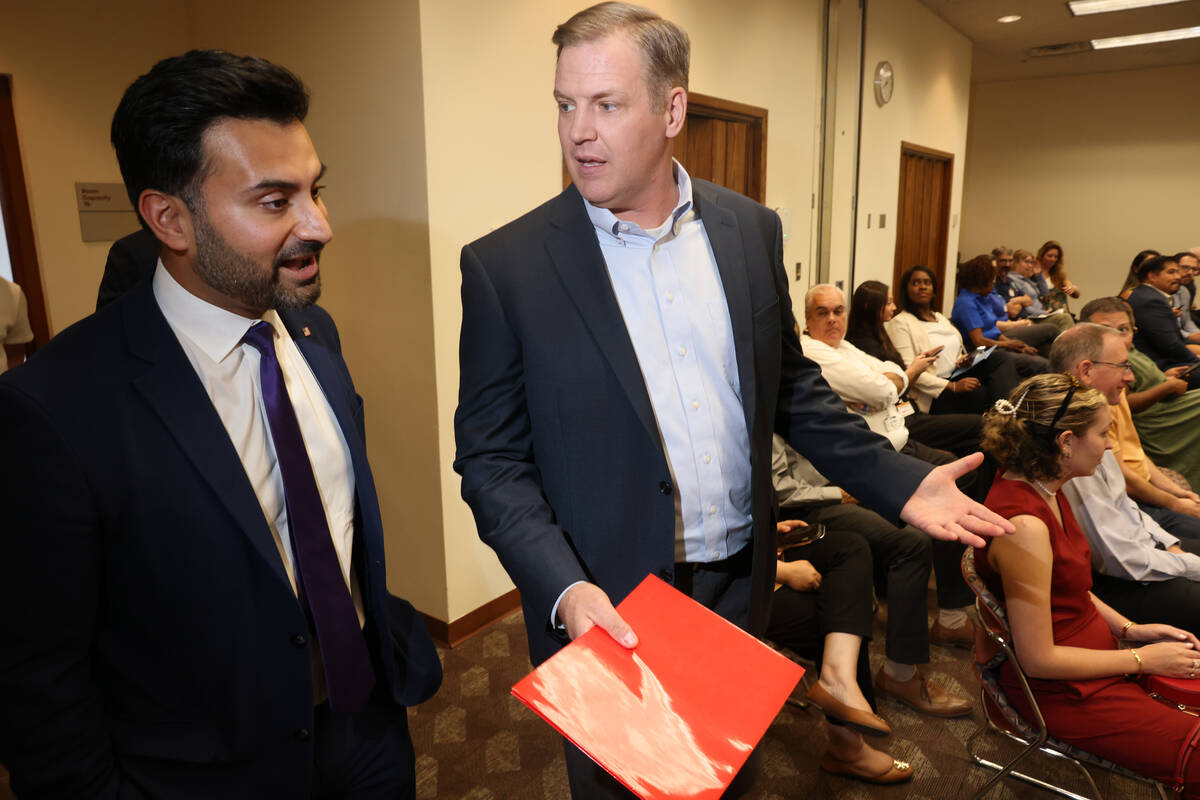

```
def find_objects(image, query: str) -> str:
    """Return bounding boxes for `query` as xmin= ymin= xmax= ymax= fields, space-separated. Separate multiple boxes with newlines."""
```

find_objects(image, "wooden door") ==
xmin=562 ymin=92 xmax=767 ymax=204
xmin=673 ymin=93 xmax=767 ymax=203
xmin=0 ymin=74 xmax=48 ymax=351
xmin=892 ymin=142 xmax=953 ymax=299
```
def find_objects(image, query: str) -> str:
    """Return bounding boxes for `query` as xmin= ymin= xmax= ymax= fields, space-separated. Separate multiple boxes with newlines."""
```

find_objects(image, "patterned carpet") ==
xmin=0 ymin=606 xmax=1162 ymax=800
xmin=409 ymin=604 xmax=1164 ymax=800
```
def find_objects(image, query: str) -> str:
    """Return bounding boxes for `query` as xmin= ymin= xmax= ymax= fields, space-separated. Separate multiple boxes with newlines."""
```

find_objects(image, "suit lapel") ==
xmin=284 ymin=315 xmax=357 ymax=449
xmin=283 ymin=315 xmax=377 ymax=514
xmin=124 ymin=282 xmax=291 ymax=590
xmin=545 ymin=187 xmax=663 ymax=451
xmin=692 ymin=182 xmax=757 ymax=437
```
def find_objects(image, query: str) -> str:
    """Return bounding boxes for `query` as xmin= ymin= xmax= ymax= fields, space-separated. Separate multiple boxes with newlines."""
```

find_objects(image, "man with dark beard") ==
xmin=0 ymin=50 xmax=438 ymax=799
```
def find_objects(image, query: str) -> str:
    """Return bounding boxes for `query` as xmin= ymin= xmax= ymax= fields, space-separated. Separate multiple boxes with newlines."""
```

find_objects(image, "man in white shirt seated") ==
xmin=1053 ymin=323 xmax=1200 ymax=631
xmin=801 ymin=284 xmax=978 ymax=648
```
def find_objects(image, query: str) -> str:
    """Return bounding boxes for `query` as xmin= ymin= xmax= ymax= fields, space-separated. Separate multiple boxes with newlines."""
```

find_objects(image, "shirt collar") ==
xmin=582 ymin=159 xmax=695 ymax=241
xmin=1145 ymin=283 xmax=1172 ymax=301
xmin=153 ymin=261 xmax=285 ymax=362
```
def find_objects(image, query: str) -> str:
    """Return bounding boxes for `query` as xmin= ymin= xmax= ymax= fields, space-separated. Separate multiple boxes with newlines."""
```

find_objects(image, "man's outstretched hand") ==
xmin=899 ymin=452 xmax=1014 ymax=547
xmin=558 ymin=582 xmax=638 ymax=648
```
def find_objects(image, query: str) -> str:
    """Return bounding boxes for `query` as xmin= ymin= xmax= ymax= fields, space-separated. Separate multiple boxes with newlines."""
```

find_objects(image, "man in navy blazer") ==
xmin=1129 ymin=254 xmax=1200 ymax=389
xmin=0 ymin=51 xmax=438 ymax=799
xmin=453 ymin=4 xmax=1009 ymax=796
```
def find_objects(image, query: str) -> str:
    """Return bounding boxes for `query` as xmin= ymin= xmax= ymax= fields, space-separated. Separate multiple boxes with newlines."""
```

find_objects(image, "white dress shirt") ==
xmin=585 ymin=162 xmax=753 ymax=565
xmin=153 ymin=263 xmax=361 ymax=613
xmin=800 ymin=334 xmax=909 ymax=451
xmin=1063 ymin=450 xmax=1200 ymax=582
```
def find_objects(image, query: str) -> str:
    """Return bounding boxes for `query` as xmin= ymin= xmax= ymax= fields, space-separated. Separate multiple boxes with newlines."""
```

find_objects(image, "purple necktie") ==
xmin=242 ymin=321 xmax=375 ymax=712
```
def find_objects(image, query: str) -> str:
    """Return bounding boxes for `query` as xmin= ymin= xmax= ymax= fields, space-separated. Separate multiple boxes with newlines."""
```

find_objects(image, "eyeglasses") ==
xmin=1093 ymin=360 xmax=1133 ymax=372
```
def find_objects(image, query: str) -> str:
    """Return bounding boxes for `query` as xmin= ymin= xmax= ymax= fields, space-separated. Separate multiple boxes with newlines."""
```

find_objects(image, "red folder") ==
xmin=512 ymin=574 xmax=804 ymax=800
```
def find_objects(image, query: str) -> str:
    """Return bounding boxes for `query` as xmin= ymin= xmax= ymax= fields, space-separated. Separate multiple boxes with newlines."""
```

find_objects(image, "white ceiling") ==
xmin=916 ymin=0 xmax=1200 ymax=82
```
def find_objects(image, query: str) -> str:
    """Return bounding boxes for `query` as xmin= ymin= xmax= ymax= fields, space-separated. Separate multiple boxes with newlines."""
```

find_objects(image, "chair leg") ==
xmin=1063 ymin=752 xmax=1104 ymax=800
xmin=968 ymin=688 xmax=1094 ymax=800
xmin=970 ymin=733 xmax=1061 ymax=800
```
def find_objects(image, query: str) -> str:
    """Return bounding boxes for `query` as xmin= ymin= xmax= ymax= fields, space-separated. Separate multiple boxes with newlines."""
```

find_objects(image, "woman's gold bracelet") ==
xmin=1121 ymin=620 xmax=1136 ymax=638
xmin=1129 ymin=648 xmax=1144 ymax=676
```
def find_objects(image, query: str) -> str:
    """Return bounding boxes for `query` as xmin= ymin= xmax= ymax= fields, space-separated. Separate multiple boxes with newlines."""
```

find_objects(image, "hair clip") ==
xmin=992 ymin=399 xmax=1017 ymax=416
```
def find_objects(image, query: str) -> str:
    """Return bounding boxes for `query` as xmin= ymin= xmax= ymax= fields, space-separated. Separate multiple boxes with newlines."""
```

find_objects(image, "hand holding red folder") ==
xmin=512 ymin=575 xmax=804 ymax=800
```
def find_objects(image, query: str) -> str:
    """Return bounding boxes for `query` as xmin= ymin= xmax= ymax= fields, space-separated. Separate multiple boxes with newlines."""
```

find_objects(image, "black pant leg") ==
xmin=929 ymin=384 xmax=990 ymax=415
xmin=1139 ymin=502 xmax=1200 ymax=540
xmin=1009 ymin=351 xmax=1051 ymax=376
xmin=312 ymin=691 xmax=415 ymax=800
xmin=1091 ymin=572 xmax=1200 ymax=633
xmin=973 ymin=347 xmax=1021 ymax=402
xmin=905 ymin=411 xmax=981 ymax=459
xmin=802 ymin=504 xmax=933 ymax=666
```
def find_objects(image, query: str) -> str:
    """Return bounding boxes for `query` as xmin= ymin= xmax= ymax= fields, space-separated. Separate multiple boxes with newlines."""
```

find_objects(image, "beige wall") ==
xmin=418 ymin=0 xmax=825 ymax=620
xmin=961 ymin=64 xmax=1200 ymax=313
xmin=2 ymin=0 xmax=448 ymax=618
xmin=854 ymin=0 xmax=972 ymax=316
xmin=0 ymin=2 xmax=191 ymax=331
xmin=190 ymin=0 xmax=448 ymax=619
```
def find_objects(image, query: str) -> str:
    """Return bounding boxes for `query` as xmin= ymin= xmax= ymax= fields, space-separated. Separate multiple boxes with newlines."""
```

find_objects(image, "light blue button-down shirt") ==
xmin=584 ymin=162 xmax=753 ymax=564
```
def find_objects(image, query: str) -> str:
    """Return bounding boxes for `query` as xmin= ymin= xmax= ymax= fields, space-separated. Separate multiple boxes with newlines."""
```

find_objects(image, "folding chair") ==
xmin=960 ymin=547 xmax=1171 ymax=800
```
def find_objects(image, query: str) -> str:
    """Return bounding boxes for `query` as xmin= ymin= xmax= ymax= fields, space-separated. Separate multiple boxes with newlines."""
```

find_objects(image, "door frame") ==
xmin=892 ymin=140 xmax=953 ymax=300
xmin=0 ymin=74 xmax=48 ymax=348
xmin=679 ymin=92 xmax=768 ymax=203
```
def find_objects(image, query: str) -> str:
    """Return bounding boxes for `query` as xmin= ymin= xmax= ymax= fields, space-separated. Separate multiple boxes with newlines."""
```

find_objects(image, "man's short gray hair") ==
xmin=804 ymin=283 xmax=843 ymax=315
xmin=1048 ymin=323 xmax=1120 ymax=374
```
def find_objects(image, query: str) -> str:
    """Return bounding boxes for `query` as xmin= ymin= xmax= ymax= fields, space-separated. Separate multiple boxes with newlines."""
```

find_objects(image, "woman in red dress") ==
xmin=977 ymin=373 xmax=1200 ymax=795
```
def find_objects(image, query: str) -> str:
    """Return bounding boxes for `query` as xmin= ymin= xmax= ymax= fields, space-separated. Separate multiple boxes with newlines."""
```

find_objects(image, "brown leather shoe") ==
xmin=873 ymin=667 xmax=972 ymax=718
xmin=930 ymin=617 xmax=975 ymax=649
xmin=820 ymin=752 xmax=914 ymax=784
xmin=806 ymin=682 xmax=891 ymax=738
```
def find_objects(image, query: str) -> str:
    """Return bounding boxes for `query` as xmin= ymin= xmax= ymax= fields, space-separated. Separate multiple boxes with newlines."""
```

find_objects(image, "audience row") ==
xmin=772 ymin=245 xmax=1200 ymax=790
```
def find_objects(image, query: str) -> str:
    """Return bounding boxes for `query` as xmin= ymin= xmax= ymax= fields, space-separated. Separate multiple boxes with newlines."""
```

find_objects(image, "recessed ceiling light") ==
xmin=1069 ymin=0 xmax=1190 ymax=16
xmin=997 ymin=14 xmax=1022 ymax=22
xmin=1092 ymin=24 xmax=1200 ymax=48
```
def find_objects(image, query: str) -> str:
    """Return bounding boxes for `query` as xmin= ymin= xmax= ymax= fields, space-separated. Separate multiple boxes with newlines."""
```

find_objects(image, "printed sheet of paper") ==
xmin=512 ymin=574 xmax=804 ymax=800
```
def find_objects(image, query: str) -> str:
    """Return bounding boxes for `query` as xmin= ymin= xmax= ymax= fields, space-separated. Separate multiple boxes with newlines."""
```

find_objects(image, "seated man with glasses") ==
xmin=1049 ymin=323 xmax=1200 ymax=632
xmin=1081 ymin=297 xmax=1200 ymax=508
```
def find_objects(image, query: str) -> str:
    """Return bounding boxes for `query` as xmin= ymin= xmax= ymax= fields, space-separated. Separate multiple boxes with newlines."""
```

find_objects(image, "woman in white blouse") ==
xmin=885 ymin=266 xmax=1021 ymax=414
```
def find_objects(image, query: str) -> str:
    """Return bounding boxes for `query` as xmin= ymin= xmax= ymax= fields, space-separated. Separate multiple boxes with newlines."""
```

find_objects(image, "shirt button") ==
xmin=295 ymin=728 xmax=311 ymax=742
xmin=710 ymin=550 xmax=721 ymax=560
xmin=666 ymin=292 xmax=675 ymax=303
xmin=659 ymin=480 xmax=673 ymax=495
xmin=678 ymin=346 xmax=687 ymax=357
xmin=704 ymin=454 xmax=712 ymax=464
xmin=708 ymin=505 xmax=717 ymax=515
xmin=291 ymin=634 xmax=307 ymax=648
xmin=692 ymin=401 xmax=700 ymax=410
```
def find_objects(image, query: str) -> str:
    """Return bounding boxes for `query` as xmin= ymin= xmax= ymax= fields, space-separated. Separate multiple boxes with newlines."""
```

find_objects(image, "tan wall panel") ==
xmin=0 ymin=1 xmax=192 ymax=332
xmin=855 ymin=0 xmax=972 ymax=315
xmin=961 ymin=64 xmax=1200 ymax=313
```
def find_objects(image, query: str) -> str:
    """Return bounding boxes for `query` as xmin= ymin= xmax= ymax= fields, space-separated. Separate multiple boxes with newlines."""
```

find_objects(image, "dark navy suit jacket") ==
xmin=453 ymin=181 xmax=930 ymax=666
xmin=1130 ymin=283 xmax=1198 ymax=369
xmin=0 ymin=277 xmax=439 ymax=798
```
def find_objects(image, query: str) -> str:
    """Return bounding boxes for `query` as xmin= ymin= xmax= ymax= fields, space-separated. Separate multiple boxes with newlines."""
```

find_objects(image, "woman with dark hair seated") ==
xmin=846 ymin=279 xmax=984 ymax=459
xmin=1120 ymin=249 xmax=1160 ymax=299
xmin=883 ymin=266 xmax=1021 ymax=415
xmin=977 ymin=373 xmax=1200 ymax=796
xmin=951 ymin=254 xmax=1054 ymax=366
xmin=767 ymin=521 xmax=912 ymax=785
